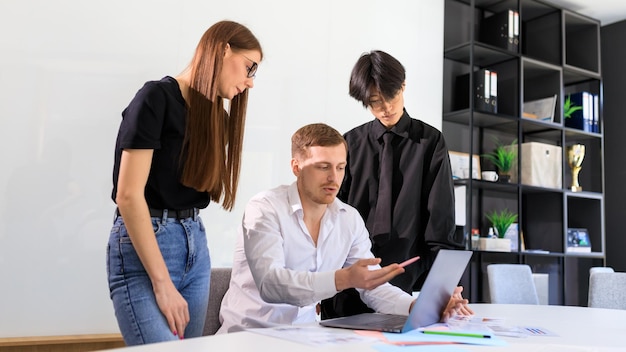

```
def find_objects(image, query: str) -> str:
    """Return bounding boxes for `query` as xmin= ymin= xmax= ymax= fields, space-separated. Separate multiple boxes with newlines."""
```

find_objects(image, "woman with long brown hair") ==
xmin=107 ymin=20 xmax=262 ymax=345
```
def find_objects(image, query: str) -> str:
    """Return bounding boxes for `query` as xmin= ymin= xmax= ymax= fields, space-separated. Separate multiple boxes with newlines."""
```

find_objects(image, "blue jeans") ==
xmin=107 ymin=212 xmax=211 ymax=346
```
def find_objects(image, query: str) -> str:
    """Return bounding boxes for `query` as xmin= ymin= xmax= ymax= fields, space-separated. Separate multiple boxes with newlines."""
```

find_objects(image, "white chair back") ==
xmin=588 ymin=271 xmax=626 ymax=310
xmin=487 ymin=264 xmax=539 ymax=304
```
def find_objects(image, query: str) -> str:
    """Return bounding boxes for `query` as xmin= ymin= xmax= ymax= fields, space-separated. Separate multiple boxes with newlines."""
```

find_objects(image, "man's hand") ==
xmin=335 ymin=258 xmax=404 ymax=291
xmin=441 ymin=286 xmax=473 ymax=322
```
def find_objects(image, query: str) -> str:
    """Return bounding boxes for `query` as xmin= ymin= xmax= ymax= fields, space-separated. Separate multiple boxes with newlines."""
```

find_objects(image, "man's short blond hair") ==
xmin=291 ymin=123 xmax=347 ymax=159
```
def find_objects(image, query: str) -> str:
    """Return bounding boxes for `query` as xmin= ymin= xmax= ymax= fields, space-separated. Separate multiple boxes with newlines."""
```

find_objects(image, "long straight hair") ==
xmin=181 ymin=20 xmax=262 ymax=211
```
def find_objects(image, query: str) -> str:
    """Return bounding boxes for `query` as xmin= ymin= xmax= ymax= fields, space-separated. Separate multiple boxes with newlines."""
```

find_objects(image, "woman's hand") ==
xmin=154 ymin=279 xmax=190 ymax=339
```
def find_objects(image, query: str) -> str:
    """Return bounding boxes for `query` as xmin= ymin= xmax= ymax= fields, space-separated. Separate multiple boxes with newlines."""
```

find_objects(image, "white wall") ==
xmin=0 ymin=0 xmax=443 ymax=337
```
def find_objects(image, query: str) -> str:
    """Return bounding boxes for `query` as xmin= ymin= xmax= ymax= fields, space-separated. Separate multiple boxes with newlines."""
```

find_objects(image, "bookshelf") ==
xmin=443 ymin=0 xmax=604 ymax=306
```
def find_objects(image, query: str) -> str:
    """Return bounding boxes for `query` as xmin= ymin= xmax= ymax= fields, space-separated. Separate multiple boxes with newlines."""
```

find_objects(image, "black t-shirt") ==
xmin=111 ymin=76 xmax=210 ymax=210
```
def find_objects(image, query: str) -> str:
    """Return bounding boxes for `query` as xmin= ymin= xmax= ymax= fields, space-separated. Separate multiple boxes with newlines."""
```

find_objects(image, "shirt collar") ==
xmin=288 ymin=182 xmax=303 ymax=215
xmin=371 ymin=108 xmax=411 ymax=140
xmin=287 ymin=181 xmax=346 ymax=215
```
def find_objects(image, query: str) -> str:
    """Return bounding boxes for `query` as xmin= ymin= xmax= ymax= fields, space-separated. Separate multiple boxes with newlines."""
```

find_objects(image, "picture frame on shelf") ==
xmin=449 ymin=151 xmax=481 ymax=180
xmin=566 ymin=228 xmax=592 ymax=253
xmin=523 ymin=94 xmax=558 ymax=122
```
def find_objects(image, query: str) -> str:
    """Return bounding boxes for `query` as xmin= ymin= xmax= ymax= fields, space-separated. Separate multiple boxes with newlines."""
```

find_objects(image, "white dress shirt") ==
xmin=218 ymin=182 xmax=414 ymax=333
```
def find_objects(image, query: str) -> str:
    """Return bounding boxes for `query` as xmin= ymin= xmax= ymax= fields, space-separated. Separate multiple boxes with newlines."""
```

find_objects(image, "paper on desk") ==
xmin=354 ymin=330 xmax=456 ymax=346
xmin=520 ymin=326 xmax=558 ymax=336
xmin=470 ymin=315 xmax=557 ymax=338
xmin=247 ymin=326 xmax=379 ymax=347
xmin=373 ymin=344 xmax=470 ymax=352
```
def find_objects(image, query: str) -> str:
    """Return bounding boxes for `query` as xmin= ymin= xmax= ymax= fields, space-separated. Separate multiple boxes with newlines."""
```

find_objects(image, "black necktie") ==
xmin=373 ymin=132 xmax=394 ymax=242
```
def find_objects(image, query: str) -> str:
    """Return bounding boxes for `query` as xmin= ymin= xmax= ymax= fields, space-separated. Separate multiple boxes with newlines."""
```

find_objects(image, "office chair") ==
xmin=588 ymin=271 xmax=626 ymax=310
xmin=589 ymin=266 xmax=614 ymax=275
xmin=487 ymin=264 xmax=540 ymax=304
xmin=203 ymin=267 xmax=232 ymax=335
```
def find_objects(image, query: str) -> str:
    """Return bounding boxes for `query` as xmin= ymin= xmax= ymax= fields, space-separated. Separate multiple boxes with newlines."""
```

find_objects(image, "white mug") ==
xmin=481 ymin=171 xmax=499 ymax=182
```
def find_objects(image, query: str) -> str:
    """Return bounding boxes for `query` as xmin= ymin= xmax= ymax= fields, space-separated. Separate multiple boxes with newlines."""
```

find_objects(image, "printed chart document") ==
xmin=247 ymin=325 xmax=379 ymax=347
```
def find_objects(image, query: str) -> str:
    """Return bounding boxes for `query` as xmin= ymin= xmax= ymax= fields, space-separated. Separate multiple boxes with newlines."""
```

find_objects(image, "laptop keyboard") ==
xmin=360 ymin=314 xmax=406 ymax=327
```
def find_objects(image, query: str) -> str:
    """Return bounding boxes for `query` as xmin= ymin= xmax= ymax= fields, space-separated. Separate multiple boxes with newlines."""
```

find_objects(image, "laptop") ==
xmin=319 ymin=249 xmax=472 ymax=333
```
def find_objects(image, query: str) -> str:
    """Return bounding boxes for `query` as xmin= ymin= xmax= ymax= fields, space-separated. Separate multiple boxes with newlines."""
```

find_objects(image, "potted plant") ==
xmin=563 ymin=94 xmax=586 ymax=130
xmin=486 ymin=209 xmax=518 ymax=238
xmin=480 ymin=209 xmax=518 ymax=252
xmin=482 ymin=139 xmax=517 ymax=182
xmin=563 ymin=94 xmax=583 ymax=119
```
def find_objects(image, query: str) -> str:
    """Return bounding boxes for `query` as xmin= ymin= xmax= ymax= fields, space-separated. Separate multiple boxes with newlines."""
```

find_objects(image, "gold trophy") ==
xmin=567 ymin=144 xmax=585 ymax=192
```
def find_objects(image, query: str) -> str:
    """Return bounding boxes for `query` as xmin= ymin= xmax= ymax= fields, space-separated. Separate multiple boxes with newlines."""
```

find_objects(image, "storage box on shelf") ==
xmin=509 ymin=142 xmax=562 ymax=189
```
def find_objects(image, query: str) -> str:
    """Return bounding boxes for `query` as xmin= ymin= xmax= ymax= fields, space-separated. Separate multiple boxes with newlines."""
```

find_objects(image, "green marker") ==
xmin=421 ymin=330 xmax=492 ymax=339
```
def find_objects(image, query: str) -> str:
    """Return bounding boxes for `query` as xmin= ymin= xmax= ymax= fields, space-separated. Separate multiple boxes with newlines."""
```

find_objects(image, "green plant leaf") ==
xmin=481 ymin=139 xmax=517 ymax=173
xmin=564 ymin=94 xmax=583 ymax=119
xmin=485 ymin=209 xmax=518 ymax=238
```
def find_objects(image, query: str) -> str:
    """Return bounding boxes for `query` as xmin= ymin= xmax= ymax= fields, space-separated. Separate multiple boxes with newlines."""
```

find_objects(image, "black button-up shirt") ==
xmin=339 ymin=109 xmax=462 ymax=292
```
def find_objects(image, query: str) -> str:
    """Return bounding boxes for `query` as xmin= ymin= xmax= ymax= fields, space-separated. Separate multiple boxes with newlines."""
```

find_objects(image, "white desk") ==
xmin=103 ymin=304 xmax=626 ymax=351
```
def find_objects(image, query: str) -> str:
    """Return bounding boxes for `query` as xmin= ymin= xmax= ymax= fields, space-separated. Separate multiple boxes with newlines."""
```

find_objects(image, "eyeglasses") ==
xmin=241 ymin=54 xmax=258 ymax=79
xmin=368 ymin=89 xmax=403 ymax=111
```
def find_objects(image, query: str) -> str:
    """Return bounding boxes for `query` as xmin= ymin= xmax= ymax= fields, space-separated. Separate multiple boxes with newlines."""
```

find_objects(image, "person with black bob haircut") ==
xmin=321 ymin=50 xmax=462 ymax=318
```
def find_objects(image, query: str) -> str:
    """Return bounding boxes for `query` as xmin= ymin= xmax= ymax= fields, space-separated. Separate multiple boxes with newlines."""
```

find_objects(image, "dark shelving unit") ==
xmin=601 ymin=19 xmax=626 ymax=273
xmin=443 ymin=0 xmax=604 ymax=306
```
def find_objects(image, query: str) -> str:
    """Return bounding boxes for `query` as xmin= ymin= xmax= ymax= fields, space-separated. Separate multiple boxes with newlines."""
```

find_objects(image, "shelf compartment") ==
xmin=445 ymin=0 xmax=521 ymax=58
xmin=477 ymin=188 xmax=518 ymax=237
xmin=444 ymin=57 xmax=519 ymax=116
xmin=522 ymin=191 xmax=564 ymax=253
xmin=521 ymin=0 xmax=561 ymax=65
xmin=563 ymin=10 xmax=600 ymax=74
xmin=563 ymin=78 xmax=601 ymax=133
xmin=522 ymin=57 xmax=562 ymax=124
xmin=566 ymin=195 xmax=603 ymax=255
xmin=563 ymin=137 xmax=603 ymax=193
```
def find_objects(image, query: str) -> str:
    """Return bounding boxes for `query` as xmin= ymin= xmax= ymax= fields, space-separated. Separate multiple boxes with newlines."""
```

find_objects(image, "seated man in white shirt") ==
xmin=218 ymin=123 xmax=470 ymax=333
